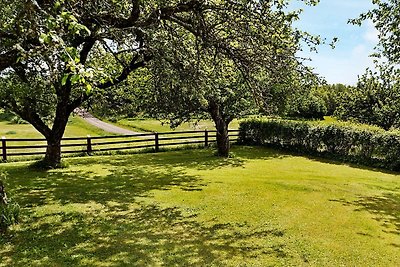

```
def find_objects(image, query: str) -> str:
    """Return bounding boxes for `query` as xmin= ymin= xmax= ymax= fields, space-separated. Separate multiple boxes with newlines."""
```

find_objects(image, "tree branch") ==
xmin=80 ymin=38 xmax=96 ymax=64
xmin=96 ymin=53 xmax=152 ymax=89
xmin=67 ymin=93 xmax=91 ymax=114
xmin=93 ymin=0 xmax=140 ymax=28
xmin=4 ymin=96 xmax=52 ymax=138
xmin=0 ymin=31 xmax=18 ymax=40
xmin=138 ymin=0 xmax=203 ymax=27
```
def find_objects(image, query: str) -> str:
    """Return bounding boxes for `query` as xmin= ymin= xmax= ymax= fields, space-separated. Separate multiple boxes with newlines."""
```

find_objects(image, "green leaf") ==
xmin=61 ymin=74 xmax=69 ymax=86
xmin=86 ymin=84 xmax=93 ymax=94
xmin=70 ymin=74 xmax=80 ymax=84
xmin=39 ymin=33 xmax=50 ymax=44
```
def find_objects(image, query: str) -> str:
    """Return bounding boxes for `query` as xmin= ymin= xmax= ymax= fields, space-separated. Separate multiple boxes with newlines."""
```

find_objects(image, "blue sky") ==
xmin=288 ymin=0 xmax=378 ymax=85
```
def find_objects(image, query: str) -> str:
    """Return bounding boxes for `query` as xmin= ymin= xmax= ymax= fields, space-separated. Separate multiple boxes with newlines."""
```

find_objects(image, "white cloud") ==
xmin=352 ymin=44 xmax=367 ymax=57
xmin=363 ymin=20 xmax=379 ymax=44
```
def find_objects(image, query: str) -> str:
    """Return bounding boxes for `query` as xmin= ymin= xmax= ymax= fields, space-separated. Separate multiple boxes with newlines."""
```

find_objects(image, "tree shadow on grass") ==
xmin=331 ymin=193 xmax=400 ymax=237
xmin=3 ymin=146 xmax=287 ymax=208
xmin=0 ymin=148 xmax=289 ymax=266
xmin=1 ymin=203 xmax=287 ymax=266
xmin=8 ymin=163 xmax=205 ymax=207
xmin=275 ymin=148 xmax=400 ymax=176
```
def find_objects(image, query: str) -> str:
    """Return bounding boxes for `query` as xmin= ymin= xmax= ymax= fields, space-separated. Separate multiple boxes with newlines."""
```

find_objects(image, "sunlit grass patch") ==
xmin=0 ymin=146 xmax=399 ymax=266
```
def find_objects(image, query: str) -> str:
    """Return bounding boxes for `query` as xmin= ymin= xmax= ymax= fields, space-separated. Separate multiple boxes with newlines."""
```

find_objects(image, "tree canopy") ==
xmin=0 ymin=0 xmax=320 ymax=166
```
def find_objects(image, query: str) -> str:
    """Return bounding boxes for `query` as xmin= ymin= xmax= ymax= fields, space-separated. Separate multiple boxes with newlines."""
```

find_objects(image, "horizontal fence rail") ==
xmin=1 ymin=130 xmax=240 ymax=161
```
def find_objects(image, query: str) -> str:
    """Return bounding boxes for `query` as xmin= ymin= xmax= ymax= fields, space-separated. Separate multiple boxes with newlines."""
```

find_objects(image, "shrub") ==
xmin=0 ymin=172 xmax=20 ymax=235
xmin=0 ymin=110 xmax=15 ymax=121
xmin=239 ymin=119 xmax=400 ymax=171
xmin=286 ymin=94 xmax=327 ymax=120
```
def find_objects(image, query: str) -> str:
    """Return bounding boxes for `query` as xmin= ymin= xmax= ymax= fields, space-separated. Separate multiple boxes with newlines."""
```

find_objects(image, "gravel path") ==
xmin=74 ymin=108 xmax=143 ymax=135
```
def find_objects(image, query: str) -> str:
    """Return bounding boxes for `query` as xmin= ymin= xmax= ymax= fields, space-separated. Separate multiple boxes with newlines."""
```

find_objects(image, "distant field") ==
xmin=0 ymin=114 xmax=115 ymax=159
xmin=0 ymin=146 xmax=399 ymax=266
xmin=114 ymin=118 xmax=241 ymax=133
xmin=0 ymin=115 xmax=110 ymax=139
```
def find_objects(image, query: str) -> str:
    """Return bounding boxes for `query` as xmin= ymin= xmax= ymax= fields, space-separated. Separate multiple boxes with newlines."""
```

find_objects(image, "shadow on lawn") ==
xmin=8 ymin=146 xmax=285 ymax=207
xmin=9 ymin=162 xmax=205 ymax=207
xmin=331 ymin=193 xmax=400 ymax=236
xmin=0 ymin=147 xmax=287 ymax=266
xmin=1 ymin=204 xmax=286 ymax=266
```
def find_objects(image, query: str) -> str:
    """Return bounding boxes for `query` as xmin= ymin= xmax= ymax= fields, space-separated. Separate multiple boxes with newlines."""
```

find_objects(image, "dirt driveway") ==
xmin=74 ymin=108 xmax=142 ymax=135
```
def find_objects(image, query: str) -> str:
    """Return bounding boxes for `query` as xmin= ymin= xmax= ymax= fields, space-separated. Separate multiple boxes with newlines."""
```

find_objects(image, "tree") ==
xmin=285 ymin=92 xmax=327 ymax=120
xmin=87 ymin=68 xmax=152 ymax=119
xmin=132 ymin=3 xmax=318 ymax=156
xmin=335 ymin=66 xmax=400 ymax=130
xmin=143 ymin=53 xmax=259 ymax=157
xmin=312 ymin=84 xmax=349 ymax=116
xmin=0 ymin=0 xmax=320 ymax=167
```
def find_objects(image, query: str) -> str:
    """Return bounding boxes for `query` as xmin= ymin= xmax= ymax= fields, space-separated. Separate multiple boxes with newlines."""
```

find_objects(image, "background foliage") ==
xmin=335 ymin=66 xmax=400 ymax=130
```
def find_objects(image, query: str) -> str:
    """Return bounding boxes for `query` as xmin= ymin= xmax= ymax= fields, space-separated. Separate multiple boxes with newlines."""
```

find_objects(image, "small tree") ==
xmin=312 ymin=84 xmax=350 ymax=116
xmin=144 ymin=55 xmax=259 ymax=156
xmin=346 ymin=0 xmax=400 ymax=130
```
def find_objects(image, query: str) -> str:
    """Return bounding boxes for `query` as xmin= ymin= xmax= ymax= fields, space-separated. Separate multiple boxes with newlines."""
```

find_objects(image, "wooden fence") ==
xmin=1 ymin=130 xmax=240 ymax=161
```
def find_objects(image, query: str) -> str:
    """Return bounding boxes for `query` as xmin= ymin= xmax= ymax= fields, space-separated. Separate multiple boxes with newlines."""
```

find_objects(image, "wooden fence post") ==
xmin=154 ymin=132 xmax=159 ymax=152
xmin=87 ymin=135 xmax=92 ymax=155
xmin=1 ymin=137 xmax=6 ymax=162
xmin=205 ymin=129 xmax=209 ymax=147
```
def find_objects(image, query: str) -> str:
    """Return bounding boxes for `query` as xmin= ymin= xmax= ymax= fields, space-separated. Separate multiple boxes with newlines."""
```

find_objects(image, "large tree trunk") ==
xmin=41 ymin=104 xmax=70 ymax=168
xmin=43 ymin=138 xmax=62 ymax=168
xmin=215 ymin=119 xmax=230 ymax=157
xmin=208 ymin=99 xmax=232 ymax=157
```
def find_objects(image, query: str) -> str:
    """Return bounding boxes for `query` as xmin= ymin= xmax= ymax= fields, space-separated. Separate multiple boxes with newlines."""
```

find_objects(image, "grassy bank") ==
xmin=0 ymin=147 xmax=399 ymax=266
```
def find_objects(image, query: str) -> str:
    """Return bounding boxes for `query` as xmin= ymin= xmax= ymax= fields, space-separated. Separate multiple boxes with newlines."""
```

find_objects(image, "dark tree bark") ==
xmin=17 ymin=104 xmax=70 ymax=168
xmin=42 ymin=116 xmax=69 ymax=168
xmin=215 ymin=118 xmax=230 ymax=157
xmin=208 ymin=99 xmax=232 ymax=157
xmin=43 ymin=138 xmax=62 ymax=167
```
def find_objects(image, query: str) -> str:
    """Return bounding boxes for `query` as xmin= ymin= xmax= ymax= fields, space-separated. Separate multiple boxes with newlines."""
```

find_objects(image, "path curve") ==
xmin=74 ymin=108 xmax=143 ymax=135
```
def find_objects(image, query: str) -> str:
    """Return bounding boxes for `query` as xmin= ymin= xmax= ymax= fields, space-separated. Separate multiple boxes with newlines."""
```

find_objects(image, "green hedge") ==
xmin=238 ymin=119 xmax=400 ymax=171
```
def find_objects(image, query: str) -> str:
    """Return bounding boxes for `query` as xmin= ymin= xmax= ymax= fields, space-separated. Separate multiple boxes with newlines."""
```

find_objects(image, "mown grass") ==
xmin=0 ymin=116 xmax=110 ymax=139
xmin=115 ymin=118 xmax=241 ymax=133
xmin=0 ymin=146 xmax=399 ymax=266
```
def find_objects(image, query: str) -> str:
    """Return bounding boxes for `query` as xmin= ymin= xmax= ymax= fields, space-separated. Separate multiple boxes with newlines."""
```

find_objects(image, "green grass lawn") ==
xmin=0 ymin=116 xmax=111 ymax=139
xmin=0 ymin=146 xmax=399 ymax=266
xmin=115 ymin=118 xmax=240 ymax=132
